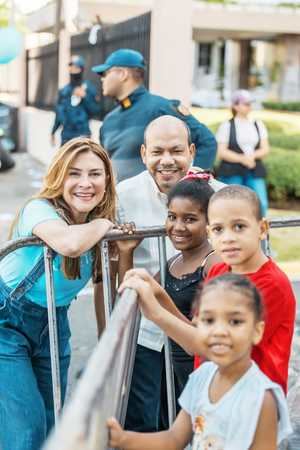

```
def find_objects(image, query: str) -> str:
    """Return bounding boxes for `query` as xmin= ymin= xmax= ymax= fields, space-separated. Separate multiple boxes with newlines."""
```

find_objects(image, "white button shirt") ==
xmin=117 ymin=170 xmax=177 ymax=352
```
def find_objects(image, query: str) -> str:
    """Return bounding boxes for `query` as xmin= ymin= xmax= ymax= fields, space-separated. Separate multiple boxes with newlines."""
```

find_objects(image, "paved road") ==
xmin=1 ymin=153 xmax=300 ymax=448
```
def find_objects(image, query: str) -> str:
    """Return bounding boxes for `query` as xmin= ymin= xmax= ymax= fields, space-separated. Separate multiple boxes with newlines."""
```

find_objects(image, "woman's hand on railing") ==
xmin=114 ymin=222 xmax=143 ymax=254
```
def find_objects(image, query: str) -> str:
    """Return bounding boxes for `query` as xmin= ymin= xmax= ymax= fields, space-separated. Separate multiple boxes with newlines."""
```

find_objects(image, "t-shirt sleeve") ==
xmin=257 ymin=120 xmax=268 ymax=140
xmin=179 ymin=373 xmax=195 ymax=415
xmin=17 ymin=199 xmax=61 ymax=236
xmin=205 ymin=263 xmax=227 ymax=281
xmin=216 ymin=121 xmax=230 ymax=144
xmin=251 ymin=264 xmax=296 ymax=392
xmin=179 ymin=364 xmax=211 ymax=415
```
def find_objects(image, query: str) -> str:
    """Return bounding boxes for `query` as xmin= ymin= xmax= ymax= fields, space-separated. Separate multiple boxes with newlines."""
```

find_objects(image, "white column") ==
xmin=150 ymin=0 xmax=193 ymax=105
xmin=58 ymin=29 xmax=70 ymax=88
xmin=223 ymin=39 xmax=240 ymax=103
xmin=279 ymin=36 xmax=300 ymax=101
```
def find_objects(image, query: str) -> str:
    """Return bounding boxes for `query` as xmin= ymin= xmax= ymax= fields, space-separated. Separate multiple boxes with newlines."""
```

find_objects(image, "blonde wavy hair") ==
xmin=9 ymin=137 xmax=116 ymax=281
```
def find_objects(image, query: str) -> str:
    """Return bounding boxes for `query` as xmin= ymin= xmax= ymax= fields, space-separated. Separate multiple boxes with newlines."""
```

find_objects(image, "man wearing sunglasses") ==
xmin=92 ymin=49 xmax=216 ymax=182
xmin=51 ymin=55 xmax=101 ymax=146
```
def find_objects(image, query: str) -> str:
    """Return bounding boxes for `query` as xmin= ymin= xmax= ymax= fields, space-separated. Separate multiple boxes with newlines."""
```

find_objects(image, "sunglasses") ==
xmin=99 ymin=68 xmax=122 ymax=79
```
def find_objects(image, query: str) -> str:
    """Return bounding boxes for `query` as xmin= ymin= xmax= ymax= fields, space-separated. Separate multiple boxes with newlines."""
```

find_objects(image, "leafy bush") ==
xmin=262 ymin=101 xmax=300 ymax=112
xmin=263 ymin=120 xmax=286 ymax=133
xmin=209 ymin=122 xmax=220 ymax=134
xmin=265 ymin=148 xmax=300 ymax=201
xmin=268 ymin=133 xmax=300 ymax=151
xmin=209 ymin=117 xmax=300 ymax=201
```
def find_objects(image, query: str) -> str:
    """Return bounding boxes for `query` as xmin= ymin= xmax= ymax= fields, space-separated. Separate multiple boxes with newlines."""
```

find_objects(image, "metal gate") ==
xmin=25 ymin=12 xmax=151 ymax=115
xmin=70 ymin=12 xmax=151 ymax=120
xmin=26 ymin=41 xmax=59 ymax=110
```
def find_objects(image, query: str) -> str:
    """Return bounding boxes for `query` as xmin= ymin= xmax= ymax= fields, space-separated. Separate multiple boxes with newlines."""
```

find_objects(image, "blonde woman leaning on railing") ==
xmin=0 ymin=138 xmax=131 ymax=450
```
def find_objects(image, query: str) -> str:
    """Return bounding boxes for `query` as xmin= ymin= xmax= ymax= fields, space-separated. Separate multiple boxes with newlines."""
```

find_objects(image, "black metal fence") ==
xmin=70 ymin=12 xmax=151 ymax=120
xmin=26 ymin=41 xmax=59 ymax=110
xmin=25 ymin=12 xmax=151 ymax=118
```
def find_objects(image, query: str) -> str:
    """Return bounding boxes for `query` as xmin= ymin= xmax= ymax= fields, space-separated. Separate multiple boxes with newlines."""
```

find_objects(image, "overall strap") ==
xmin=9 ymin=249 xmax=56 ymax=302
xmin=254 ymin=121 xmax=261 ymax=149
xmin=229 ymin=118 xmax=243 ymax=153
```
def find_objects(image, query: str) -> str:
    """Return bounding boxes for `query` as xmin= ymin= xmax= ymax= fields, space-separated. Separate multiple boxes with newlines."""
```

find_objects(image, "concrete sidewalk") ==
xmin=0 ymin=152 xmax=44 ymax=242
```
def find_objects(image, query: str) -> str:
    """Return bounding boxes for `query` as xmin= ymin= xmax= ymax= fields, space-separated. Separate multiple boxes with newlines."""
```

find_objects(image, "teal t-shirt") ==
xmin=0 ymin=199 xmax=93 ymax=307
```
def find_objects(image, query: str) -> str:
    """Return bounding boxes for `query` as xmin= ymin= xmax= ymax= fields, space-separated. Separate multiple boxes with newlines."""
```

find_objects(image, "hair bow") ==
xmin=182 ymin=170 xmax=213 ymax=182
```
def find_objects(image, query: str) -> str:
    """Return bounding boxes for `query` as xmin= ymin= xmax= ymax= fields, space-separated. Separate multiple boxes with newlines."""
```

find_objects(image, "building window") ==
xmin=198 ymin=43 xmax=212 ymax=74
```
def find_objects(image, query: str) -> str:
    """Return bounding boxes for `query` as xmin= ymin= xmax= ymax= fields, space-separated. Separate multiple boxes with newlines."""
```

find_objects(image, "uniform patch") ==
xmin=177 ymin=103 xmax=190 ymax=116
xmin=121 ymin=97 xmax=132 ymax=109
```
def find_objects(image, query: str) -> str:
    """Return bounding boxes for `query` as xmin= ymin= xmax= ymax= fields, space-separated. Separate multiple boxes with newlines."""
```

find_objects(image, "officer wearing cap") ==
xmin=51 ymin=55 xmax=101 ymax=145
xmin=92 ymin=49 xmax=217 ymax=181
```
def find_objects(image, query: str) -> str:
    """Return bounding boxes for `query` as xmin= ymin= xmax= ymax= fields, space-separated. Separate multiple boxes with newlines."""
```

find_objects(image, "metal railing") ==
xmin=1 ymin=216 xmax=300 ymax=449
xmin=43 ymin=287 xmax=140 ymax=450
xmin=100 ymin=227 xmax=176 ymax=426
xmin=0 ymin=227 xmax=176 ymax=450
xmin=0 ymin=237 xmax=63 ymax=422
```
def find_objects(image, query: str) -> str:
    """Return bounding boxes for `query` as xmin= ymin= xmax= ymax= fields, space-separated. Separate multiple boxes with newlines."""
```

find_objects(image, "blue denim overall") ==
xmin=0 ymin=253 xmax=71 ymax=450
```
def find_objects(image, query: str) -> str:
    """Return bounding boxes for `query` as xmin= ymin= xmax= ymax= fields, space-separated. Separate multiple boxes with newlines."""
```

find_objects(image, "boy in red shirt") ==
xmin=196 ymin=185 xmax=296 ymax=393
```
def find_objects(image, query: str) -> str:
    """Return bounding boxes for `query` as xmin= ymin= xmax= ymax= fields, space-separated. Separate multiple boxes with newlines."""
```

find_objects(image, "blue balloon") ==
xmin=0 ymin=27 xmax=22 ymax=64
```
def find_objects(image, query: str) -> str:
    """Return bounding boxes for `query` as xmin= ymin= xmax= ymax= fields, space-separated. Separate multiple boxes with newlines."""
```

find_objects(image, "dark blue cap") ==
xmin=69 ymin=55 xmax=85 ymax=68
xmin=92 ymin=48 xmax=145 ymax=74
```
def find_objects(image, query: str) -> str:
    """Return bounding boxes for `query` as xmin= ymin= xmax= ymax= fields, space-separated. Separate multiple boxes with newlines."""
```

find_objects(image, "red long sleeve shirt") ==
xmin=194 ymin=259 xmax=296 ymax=393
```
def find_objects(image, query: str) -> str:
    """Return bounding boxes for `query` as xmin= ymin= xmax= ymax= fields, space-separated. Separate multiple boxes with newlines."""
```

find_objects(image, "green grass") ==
xmin=268 ymin=209 xmax=300 ymax=262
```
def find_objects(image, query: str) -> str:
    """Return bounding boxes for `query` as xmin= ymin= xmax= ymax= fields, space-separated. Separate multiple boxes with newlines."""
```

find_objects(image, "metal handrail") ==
xmin=0 ymin=228 xmax=167 ymax=261
xmin=43 ymin=288 xmax=140 ymax=450
xmin=268 ymin=217 xmax=300 ymax=228
xmin=2 ymin=216 xmax=300 ymax=261
xmin=100 ymin=227 xmax=176 ymax=426
xmin=2 ymin=216 xmax=300 ymax=448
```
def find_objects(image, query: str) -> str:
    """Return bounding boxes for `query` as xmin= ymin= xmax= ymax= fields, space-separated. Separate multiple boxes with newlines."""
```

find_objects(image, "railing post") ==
xmin=117 ymin=305 xmax=141 ymax=428
xmin=157 ymin=235 xmax=176 ymax=426
xmin=100 ymin=240 xmax=113 ymax=323
xmin=44 ymin=247 xmax=62 ymax=423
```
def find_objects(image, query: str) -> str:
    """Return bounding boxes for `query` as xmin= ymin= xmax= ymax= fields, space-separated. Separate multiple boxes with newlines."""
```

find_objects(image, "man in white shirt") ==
xmin=117 ymin=115 xmax=195 ymax=432
xmin=104 ymin=115 xmax=223 ymax=432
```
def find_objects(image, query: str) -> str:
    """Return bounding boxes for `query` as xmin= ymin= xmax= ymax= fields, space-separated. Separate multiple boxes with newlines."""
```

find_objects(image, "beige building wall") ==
xmin=149 ymin=0 xmax=193 ymax=105
xmin=58 ymin=29 xmax=71 ymax=88
xmin=279 ymin=35 xmax=300 ymax=101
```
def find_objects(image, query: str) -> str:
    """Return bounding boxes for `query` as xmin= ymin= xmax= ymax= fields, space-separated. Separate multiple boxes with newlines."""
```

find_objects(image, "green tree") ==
xmin=0 ymin=1 xmax=10 ymax=28
xmin=0 ymin=0 xmax=26 ymax=31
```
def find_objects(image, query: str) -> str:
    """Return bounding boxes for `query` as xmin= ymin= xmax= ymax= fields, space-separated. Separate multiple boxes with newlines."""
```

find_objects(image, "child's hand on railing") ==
xmin=107 ymin=417 xmax=127 ymax=448
xmin=122 ymin=268 xmax=162 ymax=296
xmin=118 ymin=272 xmax=162 ymax=322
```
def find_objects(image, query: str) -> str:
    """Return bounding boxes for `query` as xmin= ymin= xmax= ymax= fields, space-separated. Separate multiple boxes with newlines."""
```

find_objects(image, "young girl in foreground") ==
xmin=108 ymin=273 xmax=291 ymax=450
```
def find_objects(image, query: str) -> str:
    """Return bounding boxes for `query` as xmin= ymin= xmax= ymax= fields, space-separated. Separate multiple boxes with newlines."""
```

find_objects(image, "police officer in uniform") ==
xmin=92 ymin=49 xmax=217 ymax=182
xmin=51 ymin=55 xmax=101 ymax=145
